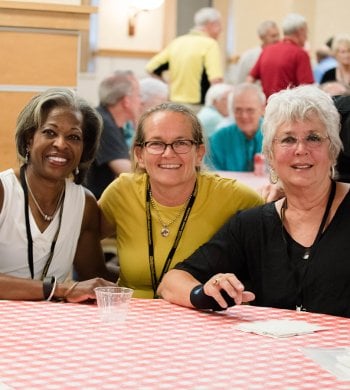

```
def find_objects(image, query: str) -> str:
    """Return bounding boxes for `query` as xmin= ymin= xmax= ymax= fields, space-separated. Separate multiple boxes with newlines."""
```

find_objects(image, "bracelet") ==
xmin=190 ymin=284 xmax=236 ymax=311
xmin=43 ymin=276 xmax=57 ymax=301
xmin=63 ymin=281 xmax=79 ymax=300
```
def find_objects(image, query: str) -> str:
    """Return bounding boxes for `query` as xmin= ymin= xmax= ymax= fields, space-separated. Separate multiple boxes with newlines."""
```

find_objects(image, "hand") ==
xmin=203 ymin=273 xmax=255 ymax=309
xmin=259 ymin=183 xmax=285 ymax=203
xmin=62 ymin=278 xmax=115 ymax=303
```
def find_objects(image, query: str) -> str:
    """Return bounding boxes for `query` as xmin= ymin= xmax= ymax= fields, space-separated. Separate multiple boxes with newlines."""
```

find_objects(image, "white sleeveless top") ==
xmin=0 ymin=169 xmax=85 ymax=281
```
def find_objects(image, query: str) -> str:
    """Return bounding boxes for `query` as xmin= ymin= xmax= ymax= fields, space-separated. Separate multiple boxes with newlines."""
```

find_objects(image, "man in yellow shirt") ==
xmin=146 ymin=7 xmax=223 ymax=112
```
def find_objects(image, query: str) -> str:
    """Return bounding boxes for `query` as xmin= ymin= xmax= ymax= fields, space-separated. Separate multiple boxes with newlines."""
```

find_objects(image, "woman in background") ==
xmin=321 ymin=34 xmax=350 ymax=89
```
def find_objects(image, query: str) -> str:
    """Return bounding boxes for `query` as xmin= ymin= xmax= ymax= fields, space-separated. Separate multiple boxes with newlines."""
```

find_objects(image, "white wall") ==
xmin=97 ymin=0 xmax=165 ymax=51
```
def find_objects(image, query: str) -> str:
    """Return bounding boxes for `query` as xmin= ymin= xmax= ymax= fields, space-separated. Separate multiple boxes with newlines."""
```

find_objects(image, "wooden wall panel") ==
xmin=0 ymin=91 xmax=35 ymax=170
xmin=0 ymin=2 xmax=97 ymax=170
xmin=0 ymin=31 xmax=78 ymax=86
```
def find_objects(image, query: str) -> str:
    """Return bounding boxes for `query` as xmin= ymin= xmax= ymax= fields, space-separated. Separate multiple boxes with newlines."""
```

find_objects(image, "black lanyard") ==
xmin=146 ymin=179 xmax=197 ymax=297
xmin=19 ymin=165 xmax=64 ymax=280
xmin=281 ymin=180 xmax=336 ymax=311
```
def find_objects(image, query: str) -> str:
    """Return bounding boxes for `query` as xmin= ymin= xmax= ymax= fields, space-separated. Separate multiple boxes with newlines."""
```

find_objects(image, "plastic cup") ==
xmin=94 ymin=287 xmax=134 ymax=323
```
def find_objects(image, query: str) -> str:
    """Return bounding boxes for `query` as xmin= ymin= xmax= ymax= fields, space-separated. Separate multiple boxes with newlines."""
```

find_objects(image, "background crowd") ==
xmin=1 ymin=6 xmax=350 ymax=319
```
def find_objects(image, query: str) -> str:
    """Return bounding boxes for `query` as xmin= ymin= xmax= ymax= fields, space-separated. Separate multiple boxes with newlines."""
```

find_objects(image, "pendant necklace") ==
xmin=20 ymin=165 xmax=65 ymax=279
xmin=24 ymin=170 xmax=65 ymax=222
xmin=149 ymin=190 xmax=192 ymax=237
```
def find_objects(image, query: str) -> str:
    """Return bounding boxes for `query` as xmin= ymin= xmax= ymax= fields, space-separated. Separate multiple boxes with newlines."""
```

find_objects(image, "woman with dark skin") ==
xmin=0 ymin=88 xmax=116 ymax=302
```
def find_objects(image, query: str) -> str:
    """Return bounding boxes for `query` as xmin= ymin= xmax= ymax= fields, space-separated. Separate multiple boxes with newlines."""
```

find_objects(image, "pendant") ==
xmin=161 ymin=227 xmax=170 ymax=237
xmin=302 ymin=250 xmax=310 ymax=260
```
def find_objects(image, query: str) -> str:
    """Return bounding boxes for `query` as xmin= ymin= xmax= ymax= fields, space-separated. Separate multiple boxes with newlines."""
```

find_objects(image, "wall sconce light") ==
xmin=128 ymin=0 xmax=164 ymax=36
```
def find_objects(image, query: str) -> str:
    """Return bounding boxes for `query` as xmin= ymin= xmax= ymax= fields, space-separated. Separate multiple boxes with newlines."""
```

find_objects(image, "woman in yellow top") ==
xmin=99 ymin=103 xmax=263 ymax=298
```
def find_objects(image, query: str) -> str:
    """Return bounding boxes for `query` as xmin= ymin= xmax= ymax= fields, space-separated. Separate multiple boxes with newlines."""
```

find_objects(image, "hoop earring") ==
xmin=75 ymin=166 xmax=80 ymax=176
xmin=269 ymin=168 xmax=279 ymax=184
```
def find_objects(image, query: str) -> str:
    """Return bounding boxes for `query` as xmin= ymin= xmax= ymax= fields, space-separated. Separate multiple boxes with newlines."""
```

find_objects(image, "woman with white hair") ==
xmin=321 ymin=34 xmax=350 ymax=88
xmin=158 ymin=85 xmax=350 ymax=318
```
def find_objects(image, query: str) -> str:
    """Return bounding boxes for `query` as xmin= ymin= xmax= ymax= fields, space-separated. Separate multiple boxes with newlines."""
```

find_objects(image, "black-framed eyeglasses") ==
xmin=273 ymin=134 xmax=330 ymax=149
xmin=141 ymin=139 xmax=198 ymax=155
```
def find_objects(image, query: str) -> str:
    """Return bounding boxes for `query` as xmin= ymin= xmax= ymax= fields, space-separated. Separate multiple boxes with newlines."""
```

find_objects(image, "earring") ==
xmin=331 ymin=165 xmax=336 ymax=179
xmin=25 ymin=148 xmax=30 ymax=164
xmin=75 ymin=166 xmax=80 ymax=176
xmin=269 ymin=168 xmax=279 ymax=184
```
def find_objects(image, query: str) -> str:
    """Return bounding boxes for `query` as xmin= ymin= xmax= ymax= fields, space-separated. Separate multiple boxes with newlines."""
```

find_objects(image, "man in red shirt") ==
xmin=247 ymin=13 xmax=314 ymax=98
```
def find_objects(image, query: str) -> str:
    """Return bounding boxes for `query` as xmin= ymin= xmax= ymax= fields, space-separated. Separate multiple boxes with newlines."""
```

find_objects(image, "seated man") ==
xmin=207 ymin=83 xmax=265 ymax=171
xmin=85 ymin=70 xmax=141 ymax=199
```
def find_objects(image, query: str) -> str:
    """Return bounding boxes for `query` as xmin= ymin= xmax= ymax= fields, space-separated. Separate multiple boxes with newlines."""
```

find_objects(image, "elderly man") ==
xmin=248 ymin=13 xmax=314 ymax=98
xmin=207 ymin=83 xmax=265 ymax=171
xmin=235 ymin=20 xmax=280 ymax=84
xmin=85 ymin=70 xmax=141 ymax=199
xmin=145 ymin=7 xmax=223 ymax=112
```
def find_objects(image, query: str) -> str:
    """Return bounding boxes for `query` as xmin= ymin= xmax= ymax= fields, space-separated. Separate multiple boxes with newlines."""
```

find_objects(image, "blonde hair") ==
xmin=131 ymin=102 xmax=205 ymax=173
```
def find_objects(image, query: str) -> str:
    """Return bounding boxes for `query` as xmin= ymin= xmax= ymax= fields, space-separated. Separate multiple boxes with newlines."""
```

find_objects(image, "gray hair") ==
xmin=282 ymin=13 xmax=306 ymax=35
xmin=194 ymin=7 xmax=221 ymax=27
xmin=232 ymin=83 xmax=266 ymax=106
xmin=98 ymin=70 xmax=135 ymax=106
xmin=262 ymin=85 xmax=342 ymax=169
xmin=257 ymin=20 xmax=278 ymax=38
xmin=204 ymin=83 xmax=233 ymax=106
xmin=140 ymin=77 xmax=169 ymax=105
xmin=15 ymin=87 xmax=102 ymax=184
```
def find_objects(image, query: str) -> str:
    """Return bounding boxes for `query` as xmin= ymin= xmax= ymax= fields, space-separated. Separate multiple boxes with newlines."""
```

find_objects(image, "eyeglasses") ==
xmin=234 ymin=108 xmax=259 ymax=116
xmin=142 ymin=139 xmax=197 ymax=155
xmin=273 ymin=134 xmax=329 ymax=149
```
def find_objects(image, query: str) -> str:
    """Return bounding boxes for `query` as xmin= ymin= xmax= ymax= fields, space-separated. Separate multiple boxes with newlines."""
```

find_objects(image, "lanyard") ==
xmin=20 ymin=165 xmax=64 ymax=280
xmin=281 ymin=180 xmax=336 ymax=311
xmin=146 ymin=179 xmax=197 ymax=297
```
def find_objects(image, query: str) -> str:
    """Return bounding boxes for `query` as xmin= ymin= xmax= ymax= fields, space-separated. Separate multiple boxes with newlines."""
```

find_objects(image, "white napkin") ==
xmin=0 ymin=381 xmax=13 ymax=390
xmin=235 ymin=319 xmax=327 ymax=338
xmin=302 ymin=347 xmax=350 ymax=381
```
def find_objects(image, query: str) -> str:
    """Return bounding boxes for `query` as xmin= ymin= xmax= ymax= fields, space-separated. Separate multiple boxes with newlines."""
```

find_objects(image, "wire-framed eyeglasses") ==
xmin=273 ymin=134 xmax=330 ymax=149
xmin=142 ymin=139 xmax=198 ymax=155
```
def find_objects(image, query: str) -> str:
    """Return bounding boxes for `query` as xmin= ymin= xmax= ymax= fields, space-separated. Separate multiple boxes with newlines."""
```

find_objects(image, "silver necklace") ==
xmin=149 ymin=191 xmax=190 ymax=237
xmin=24 ymin=171 xmax=65 ymax=222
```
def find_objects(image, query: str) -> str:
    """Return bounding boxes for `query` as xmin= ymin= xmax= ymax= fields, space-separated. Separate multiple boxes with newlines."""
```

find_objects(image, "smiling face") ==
xmin=135 ymin=111 xmax=205 ymax=189
xmin=270 ymin=114 xmax=332 ymax=189
xmin=233 ymin=89 xmax=265 ymax=138
xmin=28 ymin=106 xmax=84 ymax=180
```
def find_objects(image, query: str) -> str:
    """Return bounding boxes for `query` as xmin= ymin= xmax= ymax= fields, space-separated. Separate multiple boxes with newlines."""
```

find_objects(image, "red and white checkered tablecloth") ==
xmin=0 ymin=299 xmax=349 ymax=389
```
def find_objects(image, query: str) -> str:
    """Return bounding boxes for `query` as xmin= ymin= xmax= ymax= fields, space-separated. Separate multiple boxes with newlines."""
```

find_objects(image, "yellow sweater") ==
xmin=99 ymin=172 xmax=263 ymax=298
